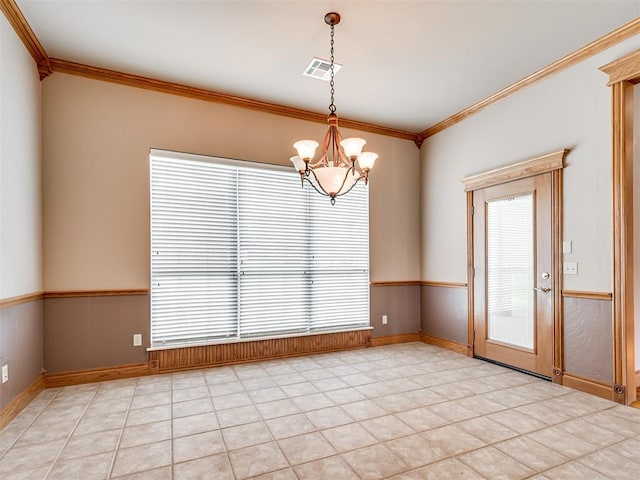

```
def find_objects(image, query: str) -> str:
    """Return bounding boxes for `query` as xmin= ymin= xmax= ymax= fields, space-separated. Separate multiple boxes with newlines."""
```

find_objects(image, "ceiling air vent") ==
xmin=303 ymin=57 xmax=342 ymax=81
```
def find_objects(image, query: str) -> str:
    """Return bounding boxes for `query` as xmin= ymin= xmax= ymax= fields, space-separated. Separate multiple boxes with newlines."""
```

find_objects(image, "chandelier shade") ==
xmin=291 ymin=12 xmax=378 ymax=204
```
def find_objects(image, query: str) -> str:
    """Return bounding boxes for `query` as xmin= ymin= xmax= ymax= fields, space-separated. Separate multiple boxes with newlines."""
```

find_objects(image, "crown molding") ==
xmin=0 ymin=0 xmax=50 ymax=79
xmin=49 ymin=58 xmax=416 ymax=142
xmin=3 ymin=2 xmax=640 ymax=144
xmin=416 ymin=17 xmax=640 ymax=142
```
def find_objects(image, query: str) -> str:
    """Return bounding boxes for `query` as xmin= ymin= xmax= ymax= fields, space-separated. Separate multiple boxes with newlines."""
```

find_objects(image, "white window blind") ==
xmin=150 ymin=151 xmax=369 ymax=347
xmin=486 ymin=193 xmax=534 ymax=349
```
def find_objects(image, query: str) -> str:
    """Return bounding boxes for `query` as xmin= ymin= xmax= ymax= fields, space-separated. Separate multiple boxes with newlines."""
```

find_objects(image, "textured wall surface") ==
xmin=0 ymin=301 xmax=43 ymax=411
xmin=420 ymin=285 xmax=468 ymax=345
xmin=563 ymin=296 xmax=613 ymax=384
xmin=370 ymin=285 xmax=421 ymax=337
xmin=0 ymin=14 xmax=44 ymax=409
xmin=42 ymin=73 xmax=420 ymax=290
xmin=43 ymin=295 xmax=149 ymax=373
xmin=420 ymin=35 xmax=640 ymax=292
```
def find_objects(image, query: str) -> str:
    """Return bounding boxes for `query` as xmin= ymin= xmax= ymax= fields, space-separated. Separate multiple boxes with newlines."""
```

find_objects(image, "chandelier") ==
xmin=290 ymin=12 xmax=378 ymax=204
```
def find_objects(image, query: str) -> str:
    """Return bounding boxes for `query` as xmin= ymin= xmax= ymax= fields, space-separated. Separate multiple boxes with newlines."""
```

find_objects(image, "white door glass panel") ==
xmin=486 ymin=193 xmax=534 ymax=349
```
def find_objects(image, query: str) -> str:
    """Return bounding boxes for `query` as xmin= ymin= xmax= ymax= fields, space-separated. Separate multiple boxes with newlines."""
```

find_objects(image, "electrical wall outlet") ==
xmin=563 ymin=262 xmax=578 ymax=275
xmin=382 ymin=315 xmax=388 ymax=325
xmin=1 ymin=364 xmax=8 ymax=384
xmin=133 ymin=334 xmax=143 ymax=347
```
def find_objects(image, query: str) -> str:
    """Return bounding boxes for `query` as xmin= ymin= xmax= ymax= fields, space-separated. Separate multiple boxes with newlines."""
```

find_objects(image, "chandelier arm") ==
xmin=334 ymin=170 xmax=365 ymax=197
xmin=309 ymin=151 xmax=329 ymax=169
xmin=332 ymin=166 xmax=357 ymax=196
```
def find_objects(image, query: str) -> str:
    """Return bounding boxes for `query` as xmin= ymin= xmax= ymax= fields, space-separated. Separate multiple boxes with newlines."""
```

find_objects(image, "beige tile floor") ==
xmin=1 ymin=342 xmax=640 ymax=479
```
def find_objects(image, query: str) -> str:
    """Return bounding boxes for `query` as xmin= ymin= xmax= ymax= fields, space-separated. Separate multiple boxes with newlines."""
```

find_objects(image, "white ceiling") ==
xmin=17 ymin=0 xmax=640 ymax=133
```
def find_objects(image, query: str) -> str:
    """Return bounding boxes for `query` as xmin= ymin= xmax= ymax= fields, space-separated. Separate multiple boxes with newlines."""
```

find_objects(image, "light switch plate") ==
xmin=133 ymin=334 xmax=143 ymax=347
xmin=1 ymin=365 xmax=8 ymax=384
xmin=562 ymin=241 xmax=572 ymax=254
xmin=563 ymin=262 xmax=578 ymax=275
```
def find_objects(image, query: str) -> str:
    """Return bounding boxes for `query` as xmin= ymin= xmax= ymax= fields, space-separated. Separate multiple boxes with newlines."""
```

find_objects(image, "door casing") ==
xmin=462 ymin=150 xmax=566 ymax=384
xmin=472 ymin=174 xmax=553 ymax=378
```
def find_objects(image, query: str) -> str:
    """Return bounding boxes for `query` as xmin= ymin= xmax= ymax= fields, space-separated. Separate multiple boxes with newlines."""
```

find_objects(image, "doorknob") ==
xmin=534 ymin=287 xmax=551 ymax=293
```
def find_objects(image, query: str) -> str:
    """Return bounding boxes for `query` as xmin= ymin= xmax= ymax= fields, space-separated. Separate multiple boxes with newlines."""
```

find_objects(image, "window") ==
xmin=150 ymin=150 xmax=370 ymax=347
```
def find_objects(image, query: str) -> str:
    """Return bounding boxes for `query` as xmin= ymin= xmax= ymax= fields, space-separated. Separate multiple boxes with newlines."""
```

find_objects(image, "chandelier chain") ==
xmin=329 ymin=22 xmax=336 ymax=113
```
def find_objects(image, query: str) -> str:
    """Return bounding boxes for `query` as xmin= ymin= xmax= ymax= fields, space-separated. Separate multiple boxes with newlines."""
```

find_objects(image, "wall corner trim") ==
xmin=370 ymin=281 xmax=422 ymax=287
xmin=420 ymin=281 xmax=468 ymax=288
xmin=0 ymin=374 xmax=46 ymax=430
xmin=561 ymin=373 xmax=614 ymax=401
xmin=0 ymin=0 xmax=51 ymax=79
xmin=561 ymin=290 xmax=612 ymax=300
xmin=420 ymin=333 xmax=470 ymax=356
xmin=0 ymin=292 xmax=43 ymax=308
xmin=44 ymin=363 xmax=149 ymax=388
xmin=42 ymin=289 xmax=149 ymax=298
xmin=369 ymin=333 xmax=421 ymax=346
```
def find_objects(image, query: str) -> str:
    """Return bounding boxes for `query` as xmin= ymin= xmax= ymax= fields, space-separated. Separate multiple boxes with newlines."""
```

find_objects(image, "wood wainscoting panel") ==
xmin=44 ymin=363 xmax=149 ymax=388
xmin=369 ymin=333 xmax=421 ymax=347
xmin=420 ymin=333 xmax=470 ymax=356
xmin=0 ymin=374 xmax=45 ymax=430
xmin=149 ymin=330 xmax=370 ymax=373
xmin=562 ymin=373 xmax=613 ymax=401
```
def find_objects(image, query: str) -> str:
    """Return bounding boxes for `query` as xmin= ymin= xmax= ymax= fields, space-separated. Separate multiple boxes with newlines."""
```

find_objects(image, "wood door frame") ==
xmin=462 ymin=150 xmax=567 ymax=383
xmin=600 ymin=51 xmax=640 ymax=404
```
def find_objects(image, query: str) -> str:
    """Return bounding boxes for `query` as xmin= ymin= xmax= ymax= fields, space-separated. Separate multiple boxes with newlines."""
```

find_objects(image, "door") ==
xmin=473 ymin=173 xmax=553 ymax=378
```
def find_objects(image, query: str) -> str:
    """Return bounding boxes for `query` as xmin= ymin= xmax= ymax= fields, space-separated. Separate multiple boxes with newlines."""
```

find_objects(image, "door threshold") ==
xmin=474 ymin=355 xmax=551 ymax=382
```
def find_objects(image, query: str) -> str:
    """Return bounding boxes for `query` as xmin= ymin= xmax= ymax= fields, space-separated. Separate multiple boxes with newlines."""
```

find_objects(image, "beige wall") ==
xmin=42 ymin=73 xmax=421 ymax=290
xmin=421 ymin=34 xmax=640 ymax=293
xmin=0 ymin=15 xmax=42 ymax=299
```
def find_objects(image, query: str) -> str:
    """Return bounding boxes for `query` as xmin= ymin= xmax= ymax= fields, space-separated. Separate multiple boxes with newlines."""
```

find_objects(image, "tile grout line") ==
xmin=42 ymin=385 xmax=101 ymax=479
xmin=105 ymin=379 xmax=138 ymax=479
xmin=3 ymin=344 xmax=635 ymax=479
xmin=212 ymin=367 xmax=245 ymax=480
xmin=511 ymin=412 xmax=640 ymax=480
xmin=169 ymin=373 xmax=175 ymax=480
xmin=0 ymin=387 xmax=60 ymax=459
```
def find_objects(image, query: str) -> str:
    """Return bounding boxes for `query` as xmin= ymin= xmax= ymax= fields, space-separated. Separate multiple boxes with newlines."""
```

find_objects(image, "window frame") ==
xmin=149 ymin=149 xmax=371 ymax=350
